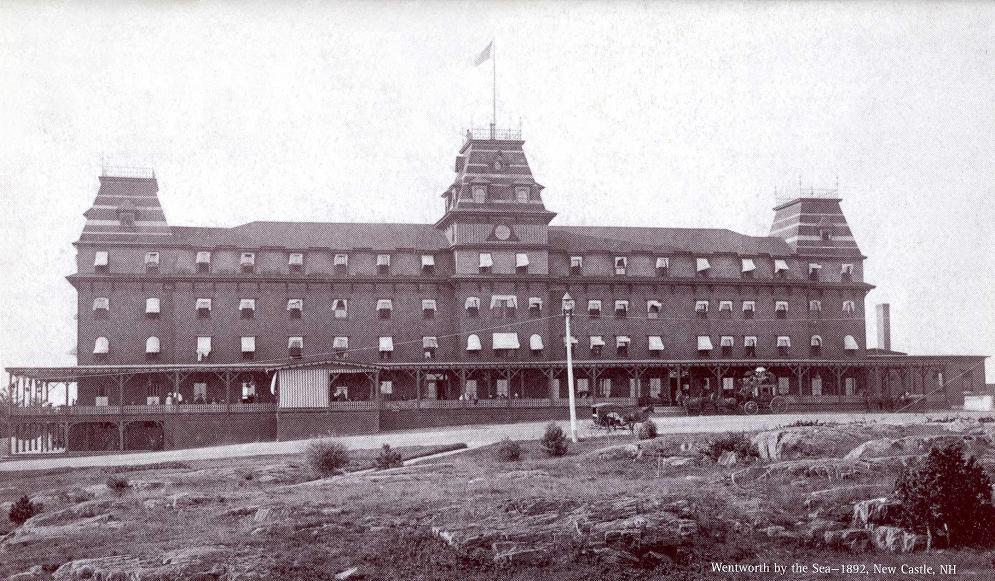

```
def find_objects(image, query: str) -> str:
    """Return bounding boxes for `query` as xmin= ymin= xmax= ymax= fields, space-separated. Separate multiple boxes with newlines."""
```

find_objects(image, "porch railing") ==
xmin=9 ymin=403 xmax=278 ymax=416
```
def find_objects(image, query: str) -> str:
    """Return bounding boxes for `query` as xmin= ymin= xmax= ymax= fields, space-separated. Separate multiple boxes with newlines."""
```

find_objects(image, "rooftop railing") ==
xmin=465 ymin=127 xmax=522 ymax=141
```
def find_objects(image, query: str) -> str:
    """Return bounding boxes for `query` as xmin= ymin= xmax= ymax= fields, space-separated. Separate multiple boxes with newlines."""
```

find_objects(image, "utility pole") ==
xmin=563 ymin=292 xmax=578 ymax=442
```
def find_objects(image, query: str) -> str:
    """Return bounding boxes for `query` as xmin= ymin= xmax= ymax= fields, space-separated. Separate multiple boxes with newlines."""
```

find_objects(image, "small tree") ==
xmin=636 ymin=419 xmax=658 ymax=440
xmin=374 ymin=444 xmax=403 ymax=470
xmin=495 ymin=437 xmax=522 ymax=461
xmin=9 ymin=495 xmax=42 ymax=526
xmin=540 ymin=422 xmax=568 ymax=457
xmin=304 ymin=439 xmax=350 ymax=477
xmin=895 ymin=444 xmax=994 ymax=549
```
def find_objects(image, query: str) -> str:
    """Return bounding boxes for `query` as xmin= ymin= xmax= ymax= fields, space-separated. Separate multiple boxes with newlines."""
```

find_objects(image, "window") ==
xmin=647 ymin=300 xmax=661 ymax=319
xmin=810 ymin=335 xmax=822 ymax=355
xmin=289 ymin=253 xmax=304 ymax=273
xmin=376 ymin=254 xmax=391 ymax=275
xmin=720 ymin=336 xmax=734 ymax=356
xmin=809 ymin=300 xmax=822 ymax=316
xmin=526 ymin=334 xmax=543 ymax=356
xmin=333 ymin=336 xmax=349 ymax=358
xmin=515 ymin=186 xmax=530 ymax=203
xmin=842 ymin=300 xmax=856 ymax=314
xmin=561 ymin=296 xmax=575 ymax=315
xmin=492 ymin=332 xmax=520 ymax=357
xmin=378 ymin=336 xmax=394 ymax=360
xmin=332 ymin=299 xmax=348 ymax=319
xmin=616 ymin=336 xmax=630 ymax=358
xmin=423 ymin=336 xmax=438 ymax=359
xmin=515 ymin=253 xmax=529 ymax=274
xmin=774 ymin=259 xmax=789 ymax=278
xmin=742 ymin=301 xmax=755 ymax=319
xmin=287 ymin=298 xmax=303 ymax=319
xmin=241 ymin=336 xmax=256 ymax=360
xmin=648 ymin=335 xmax=664 ymax=355
xmin=193 ymin=382 xmax=208 ymax=401
xmin=145 ymin=336 xmax=160 ymax=360
xmin=808 ymin=262 xmax=822 ymax=281
xmin=563 ymin=335 xmax=578 ymax=356
xmin=93 ymin=297 xmax=110 ymax=319
xmin=466 ymin=334 xmax=482 ymax=353
xmin=196 ymin=251 xmax=211 ymax=273
xmin=478 ymin=253 xmax=493 ymax=274
xmin=377 ymin=299 xmax=393 ymax=320
xmin=775 ymin=300 xmax=789 ymax=319
xmin=695 ymin=300 xmax=709 ymax=319
xmin=333 ymin=254 xmax=349 ymax=274
xmin=145 ymin=252 xmax=160 ymax=273
xmin=196 ymin=298 xmax=212 ymax=319
xmin=528 ymin=297 xmax=542 ymax=317
xmin=570 ymin=256 xmax=583 ymax=275
xmin=719 ymin=300 xmax=733 ymax=317
xmin=196 ymin=336 xmax=212 ymax=361
xmin=145 ymin=297 xmax=160 ymax=319
xmin=589 ymin=336 xmax=605 ymax=357
xmin=744 ymin=336 xmax=757 ymax=357
xmin=490 ymin=295 xmax=517 ymax=318
xmin=472 ymin=185 xmax=486 ymax=203
xmin=696 ymin=258 xmax=710 ymax=277
xmin=240 ymin=252 xmax=255 ymax=273
xmin=841 ymin=263 xmax=854 ymax=282
xmin=697 ymin=336 xmax=713 ymax=356
xmin=239 ymin=298 xmax=256 ymax=319
xmin=820 ymin=228 xmax=832 ymax=242
xmin=288 ymin=336 xmax=303 ymax=358
xmin=588 ymin=300 xmax=602 ymax=319
xmin=465 ymin=296 xmax=480 ymax=317
xmin=614 ymin=256 xmax=628 ymax=276
xmin=614 ymin=300 xmax=629 ymax=318
xmin=94 ymin=251 xmax=109 ymax=273
xmin=422 ymin=298 xmax=437 ymax=319
xmin=421 ymin=254 xmax=435 ymax=274
xmin=656 ymin=257 xmax=669 ymax=276
xmin=777 ymin=336 xmax=791 ymax=356
xmin=741 ymin=258 xmax=756 ymax=278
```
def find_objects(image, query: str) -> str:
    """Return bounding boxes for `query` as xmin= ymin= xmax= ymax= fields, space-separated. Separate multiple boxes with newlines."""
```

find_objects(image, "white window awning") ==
xmin=809 ymin=262 xmax=822 ymax=272
xmin=844 ymin=335 xmax=860 ymax=350
xmin=614 ymin=300 xmax=629 ymax=311
xmin=332 ymin=299 xmax=348 ymax=310
xmin=376 ymin=254 xmax=391 ymax=266
xmin=697 ymin=336 xmax=714 ymax=350
xmin=145 ymin=252 xmax=160 ymax=265
xmin=648 ymin=336 xmax=665 ymax=351
xmin=614 ymin=256 xmax=628 ymax=268
xmin=241 ymin=336 xmax=256 ymax=352
xmin=333 ymin=254 xmax=349 ymax=266
xmin=843 ymin=301 xmax=856 ymax=313
xmin=588 ymin=299 xmax=602 ymax=311
xmin=196 ymin=337 xmax=212 ymax=356
xmin=145 ymin=297 xmax=160 ymax=313
xmin=696 ymin=258 xmax=711 ymax=272
xmin=196 ymin=251 xmax=211 ymax=264
xmin=478 ymin=253 xmax=493 ymax=268
xmin=589 ymin=336 xmax=605 ymax=348
xmin=744 ymin=336 xmax=758 ymax=347
xmin=422 ymin=299 xmax=437 ymax=311
xmin=774 ymin=259 xmax=789 ymax=272
xmin=647 ymin=300 xmax=662 ymax=311
xmin=423 ymin=336 xmax=439 ymax=349
xmin=516 ymin=253 xmax=529 ymax=267
xmin=777 ymin=336 xmax=792 ymax=348
xmin=492 ymin=332 xmax=520 ymax=350
xmin=775 ymin=301 xmax=789 ymax=311
xmin=287 ymin=299 xmax=303 ymax=310
xmin=490 ymin=295 xmax=517 ymax=309
xmin=741 ymin=258 xmax=756 ymax=272
xmin=92 ymin=297 xmax=109 ymax=310
xmin=563 ymin=335 xmax=579 ymax=345
xmin=377 ymin=299 xmax=393 ymax=311
xmin=466 ymin=334 xmax=482 ymax=351
xmin=288 ymin=253 xmax=304 ymax=265
xmin=616 ymin=336 xmax=631 ymax=347
xmin=196 ymin=298 xmax=212 ymax=310
xmin=719 ymin=300 xmax=733 ymax=311
xmin=93 ymin=337 xmax=109 ymax=354
xmin=145 ymin=336 xmax=161 ymax=354
xmin=288 ymin=336 xmax=303 ymax=349
xmin=529 ymin=297 xmax=542 ymax=308
xmin=421 ymin=254 xmax=435 ymax=267
xmin=465 ymin=296 xmax=481 ymax=309
xmin=333 ymin=336 xmax=349 ymax=349
xmin=570 ymin=256 xmax=583 ymax=267
xmin=811 ymin=335 xmax=823 ymax=347
xmin=720 ymin=336 xmax=734 ymax=347
xmin=240 ymin=252 xmax=255 ymax=265
xmin=656 ymin=257 xmax=669 ymax=269
xmin=695 ymin=300 xmax=709 ymax=311
xmin=842 ymin=263 xmax=854 ymax=274
xmin=239 ymin=298 xmax=256 ymax=310
xmin=742 ymin=301 xmax=756 ymax=311
xmin=530 ymin=334 xmax=544 ymax=350
xmin=94 ymin=251 xmax=109 ymax=267
xmin=809 ymin=300 xmax=822 ymax=311
xmin=378 ymin=336 xmax=394 ymax=352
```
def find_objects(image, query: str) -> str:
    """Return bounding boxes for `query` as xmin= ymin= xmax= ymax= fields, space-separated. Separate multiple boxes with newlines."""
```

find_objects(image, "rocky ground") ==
xmin=2 ymin=417 xmax=995 ymax=580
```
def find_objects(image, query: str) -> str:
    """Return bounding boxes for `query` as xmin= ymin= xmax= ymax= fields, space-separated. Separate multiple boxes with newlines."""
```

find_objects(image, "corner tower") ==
xmin=79 ymin=167 xmax=172 ymax=243
xmin=769 ymin=189 xmax=861 ymax=258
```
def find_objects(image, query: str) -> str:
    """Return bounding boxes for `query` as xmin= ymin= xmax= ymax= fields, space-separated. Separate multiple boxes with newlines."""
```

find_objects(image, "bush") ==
xmin=895 ymin=444 xmax=994 ymax=548
xmin=9 ymin=495 xmax=42 ymax=526
xmin=375 ymin=444 xmax=404 ymax=470
xmin=304 ymin=439 xmax=350 ymax=477
xmin=704 ymin=432 xmax=757 ymax=462
xmin=495 ymin=437 xmax=522 ymax=461
xmin=636 ymin=419 xmax=658 ymax=440
xmin=540 ymin=422 xmax=569 ymax=457
xmin=106 ymin=475 xmax=131 ymax=495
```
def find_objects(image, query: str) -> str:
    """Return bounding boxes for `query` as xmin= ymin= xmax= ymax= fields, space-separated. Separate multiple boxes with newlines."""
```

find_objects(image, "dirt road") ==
xmin=1 ymin=410 xmax=984 ymax=472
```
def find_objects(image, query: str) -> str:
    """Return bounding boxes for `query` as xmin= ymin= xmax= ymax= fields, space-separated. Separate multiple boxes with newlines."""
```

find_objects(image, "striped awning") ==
xmin=492 ymin=333 xmax=520 ymax=350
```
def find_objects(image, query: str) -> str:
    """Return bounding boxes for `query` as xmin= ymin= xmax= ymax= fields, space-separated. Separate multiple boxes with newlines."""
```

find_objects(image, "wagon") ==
xmin=739 ymin=382 xmax=789 ymax=415
xmin=591 ymin=403 xmax=651 ymax=432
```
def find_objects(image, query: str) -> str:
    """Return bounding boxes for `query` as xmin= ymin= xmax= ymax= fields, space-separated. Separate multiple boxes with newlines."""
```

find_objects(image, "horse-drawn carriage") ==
xmin=679 ymin=367 xmax=788 ymax=416
xmin=591 ymin=402 xmax=652 ymax=432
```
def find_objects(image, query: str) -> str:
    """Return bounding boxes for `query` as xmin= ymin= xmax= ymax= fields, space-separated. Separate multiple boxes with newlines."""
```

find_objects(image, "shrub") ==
xmin=375 ymin=444 xmax=404 ymax=470
xmin=540 ymin=422 xmax=569 ymax=457
xmin=304 ymin=439 xmax=350 ymax=477
xmin=9 ymin=495 xmax=42 ymax=526
xmin=895 ymin=443 xmax=994 ymax=548
xmin=106 ymin=475 xmax=131 ymax=495
xmin=495 ymin=437 xmax=522 ymax=461
xmin=704 ymin=432 xmax=757 ymax=462
xmin=636 ymin=419 xmax=658 ymax=440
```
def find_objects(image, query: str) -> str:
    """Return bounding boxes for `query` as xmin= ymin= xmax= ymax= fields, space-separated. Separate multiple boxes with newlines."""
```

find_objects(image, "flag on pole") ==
xmin=473 ymin=40 xmax=493 ymax=66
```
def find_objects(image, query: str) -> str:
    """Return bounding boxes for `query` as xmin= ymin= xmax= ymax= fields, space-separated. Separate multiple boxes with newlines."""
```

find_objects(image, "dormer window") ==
xmin=516 ymin=253 xmax=529 ymax=274
xmin=240 ymin=252 xmax=255 ymax=274
xmin=493 ymin=159 xmax=504 ymax=172
xmin=808 ymin=263 xmax=822 ymax=281
xmin=119 ymin=212 xmax=135 ymax=228
xmin=741 ymin=258 xmax=756 ymax=278
xmin=478 ymin=253 xmax=493 ymax=274
xmin=841 ymin=263 xmax=854 ymax=282
xmin=614 ymin=256 xmax=628 ymax=276
xmin=196 ymin=251 xmax=211 ymax=273
xmin=570 ymin=256 xmax=583 ymax=275
xmin=421 ymin=254 xmax=435 ymax=274
xmin=696 ymin=258 xmax=711 ymax=277
xmin=472 ymin=185 xmax=486 ymax=203
xmin=288 ymin=253 xmax=304 ymax=273
xmin=842 ymin=300 xmax=856 ymax=315
xmin=94 ymin=251 xmax=109 ymax=273
xmin=333 ymin=254 xmax=349 ymax=274
xmin=145 ymin=252 xmax=160 ymax=273
xmin=656 ymin=257 xmax=669 ymax=276
xmin=515 ymin=186 xmax=529 ymax=203
xmin=774 ymin=259 xmax=789 ymax=278
xmin=377 ymin=254 xmax=391 ymax=275
xmin=820 ymin=228 xmax=832 ymax=242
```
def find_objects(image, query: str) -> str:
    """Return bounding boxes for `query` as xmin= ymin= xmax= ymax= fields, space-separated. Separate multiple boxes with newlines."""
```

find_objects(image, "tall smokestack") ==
xmin=876 ymin=303 xmax=891 ymax=351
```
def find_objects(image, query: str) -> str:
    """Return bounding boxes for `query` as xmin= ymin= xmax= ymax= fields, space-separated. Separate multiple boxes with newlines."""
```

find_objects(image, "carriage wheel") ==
xmin=769 ymin=396 xmax=788 ymax=414
xmin=742 ymin=400 xmax=759 ymax=415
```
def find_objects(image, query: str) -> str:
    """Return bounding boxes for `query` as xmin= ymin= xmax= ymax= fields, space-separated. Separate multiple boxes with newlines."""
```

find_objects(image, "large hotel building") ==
xmin=3 ymin=129 xmax=987 ymax=454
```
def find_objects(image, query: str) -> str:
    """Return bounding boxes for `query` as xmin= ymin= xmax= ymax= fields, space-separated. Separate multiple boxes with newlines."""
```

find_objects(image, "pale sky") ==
xmin=0 ymin=1 xmax=992 ymax=383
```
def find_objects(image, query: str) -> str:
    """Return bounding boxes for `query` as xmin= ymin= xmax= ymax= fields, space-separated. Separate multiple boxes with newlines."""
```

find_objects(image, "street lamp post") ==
xmin=563 ymin=292 xmax=578 ymax=442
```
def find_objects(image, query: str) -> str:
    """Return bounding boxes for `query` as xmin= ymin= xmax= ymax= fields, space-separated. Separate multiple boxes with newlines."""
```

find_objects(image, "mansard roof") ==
xmin=549 ymin=226 xmax=792 ymax=256
xmin=79 ymin=176 xmax=172 ymax=242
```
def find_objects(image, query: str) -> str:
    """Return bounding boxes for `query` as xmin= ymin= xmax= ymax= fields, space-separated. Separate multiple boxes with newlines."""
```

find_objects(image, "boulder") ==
xmin=167 ymin=492 xmax=214 ymax=509
xmin=253 ymin=506 xmax=289 ymax=524
xmin=752 ymin=430 xmax=804 ymax=461
xmin=4 ymin=514 xmax=119 ymax=550
xmin=492 ymin=542 xmax=552 ymax=565
xmin=871 ymin=526 xmax=925 ymax=553
xmin=590 ymin=444 xmax=641 ymax=461
xmin=852 ymin=498 xmax=902 ymax=528
xmin=718 ymin=451 xmax=738 ymax=466
xmin=5 ymin=565 xmax=53 ymax=581
xmin=335 ymin=566 xmax=361 ymax=580
xmin=824 ymin=528 xmax=871 ymax=552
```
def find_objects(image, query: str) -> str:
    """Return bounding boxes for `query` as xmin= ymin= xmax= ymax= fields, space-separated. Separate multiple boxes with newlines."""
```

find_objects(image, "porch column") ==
xmin=373 ymin=370 xmax=381 ymax=402
xmin=415 ymin=369 xmax=422 ymax=408
xmin=459 ymin=367 xmax=467 ymax=402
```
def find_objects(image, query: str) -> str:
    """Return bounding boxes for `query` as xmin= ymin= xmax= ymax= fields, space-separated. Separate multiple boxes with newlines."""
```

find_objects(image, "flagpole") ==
xmin=491 ymin=40 xmax=496 ymax=139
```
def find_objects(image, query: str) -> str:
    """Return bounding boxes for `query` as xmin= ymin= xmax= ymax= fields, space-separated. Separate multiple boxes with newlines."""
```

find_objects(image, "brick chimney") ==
xmin=876 ymin=303 xmax=891 ymax=351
